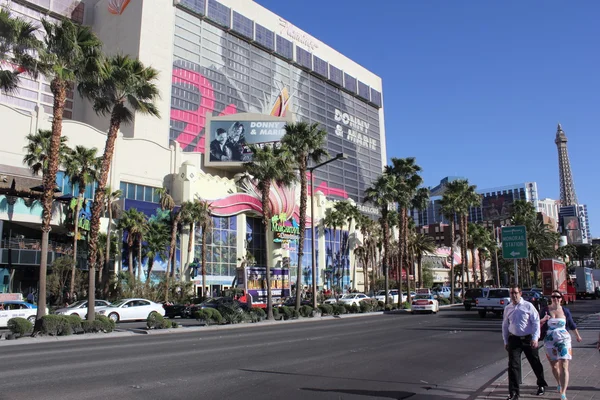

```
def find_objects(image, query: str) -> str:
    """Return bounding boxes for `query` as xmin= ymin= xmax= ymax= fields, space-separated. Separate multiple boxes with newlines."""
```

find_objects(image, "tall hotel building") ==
xmin=0 ymin=0 xmax=385 ymax=294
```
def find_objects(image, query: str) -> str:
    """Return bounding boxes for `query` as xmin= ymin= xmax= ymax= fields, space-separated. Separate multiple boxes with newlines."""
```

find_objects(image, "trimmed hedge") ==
xmin=332 ymin=304 xmax=346 ymax=315
xmin=147 ymin=312 xmax=171 ymax=329
xmin=7 ymin=317 xmax=33 ymax=337
xmin=318 ymin=304 xmax=333 ymax=315
xmin=299 ymin=305 xmax=313 ymax=318
xmin=81 ymin=315 xmax=116 ymax=333
xmin=245 ymin=307 xmax=266 ymax=323
xmin=40 ymin=315 xmax=72 ymax=336
xmin=194 ymin=308 xmax=223 ymax=325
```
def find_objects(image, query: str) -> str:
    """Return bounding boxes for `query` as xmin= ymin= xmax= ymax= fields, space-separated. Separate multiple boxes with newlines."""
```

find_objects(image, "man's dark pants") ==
xmin=507 ymin=334 xmax=548 ymax=395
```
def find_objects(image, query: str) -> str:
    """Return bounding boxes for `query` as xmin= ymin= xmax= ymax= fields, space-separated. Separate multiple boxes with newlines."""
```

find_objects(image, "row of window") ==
xmin=176 ymin=0 xmax=382 ymax=107
xmin=119 ymin=182 xmax=162 ymax=204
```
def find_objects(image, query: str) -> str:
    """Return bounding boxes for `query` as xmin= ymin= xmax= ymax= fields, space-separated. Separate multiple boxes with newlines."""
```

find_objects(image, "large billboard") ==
xmin=482 ymin=194 xmax=514 ymax=221
xmin=204 ymin=116 xmax=290 ymax=166
xmin=563 ymin=216 xmax=583 ymax=244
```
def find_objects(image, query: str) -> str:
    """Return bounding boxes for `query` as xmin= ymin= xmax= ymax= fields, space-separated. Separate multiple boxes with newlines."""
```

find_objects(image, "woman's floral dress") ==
xmin=544 ymin=318 xmax=572 ymax=360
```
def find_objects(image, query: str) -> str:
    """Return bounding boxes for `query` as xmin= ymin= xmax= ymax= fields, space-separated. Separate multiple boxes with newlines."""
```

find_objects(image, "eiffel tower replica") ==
xmin=555 ymin=123 xmax=578 ymax=206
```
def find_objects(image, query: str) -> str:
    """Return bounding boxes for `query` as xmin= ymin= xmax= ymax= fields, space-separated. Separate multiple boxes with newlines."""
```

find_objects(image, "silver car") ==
xmin=54 ymin=300 xmax=111 ymax=318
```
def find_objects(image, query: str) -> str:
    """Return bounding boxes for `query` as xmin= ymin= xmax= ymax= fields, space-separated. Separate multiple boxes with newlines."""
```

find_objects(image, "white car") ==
xmin=54 ymin=300 xmax=111 ymax=318
xmin=372 ymin=290 xmax=399 ymax=304
xmin=96 ymin=298 xmax=165 ymax=322
xmin=337 ymin=293 xmax=369 ymax=306
xmin=411 ymin=294 xmax=440 ymax=314
xmin=401 ymin=292 xmax=417 ymax=303
xmin=0 ymin=301 xmax=48 ymax=327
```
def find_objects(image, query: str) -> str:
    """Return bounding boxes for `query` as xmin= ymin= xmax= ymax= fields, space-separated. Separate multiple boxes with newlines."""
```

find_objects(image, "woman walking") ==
xmin=540 ymin=291 xmax=582 ymax=400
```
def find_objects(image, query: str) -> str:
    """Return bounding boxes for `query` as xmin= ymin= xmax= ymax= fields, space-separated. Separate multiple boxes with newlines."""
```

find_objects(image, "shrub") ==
xmin=40 ymin=315 xmax=72 ymax=336
xmin=7 ymin=317 xmax=33 ymax=337
xmin=218 ymin=303 xmax=244 ymax=324
xmin=377 ymin=300 xmax=385 ymax=311
xmin=344 ymin=303 xmax=360 ymax=314
xmin=171 ymin=321 xmax=179 ymax=328
xmin=278 ymin=306 xmax=292 ymax=320
xmin=146 ymin=312 xmax=170 ymax=329
xmin=195 ymin=308 xmax=223 ymax=325
xmin=438 ymin=297 xmax=450 ymax=305
xmin=299 ymin=305 xmax=313 ymax=318
xmin=67 ymin=314 xmax=82 ymax=333
xmin=318 ymin=304 xmax=333 ymax=315
xmin=360 ymin=299 xmax=377 ymax=313
xmin=334 ymin=304 xmax=347 ymax=315
xmin=272 ymin=307 xmax=280 ymax=320
xmin=96 ymin=315 xmax=116 ymax=332
xmin=402 ymin=301 xmax=411 ymax=309
xmin=245 ymin=307 xmax=266 ymax=323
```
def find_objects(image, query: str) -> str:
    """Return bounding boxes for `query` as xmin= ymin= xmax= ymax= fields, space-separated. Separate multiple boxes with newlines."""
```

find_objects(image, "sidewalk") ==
xmin=475 ymin=313 xmax=600 ymax=400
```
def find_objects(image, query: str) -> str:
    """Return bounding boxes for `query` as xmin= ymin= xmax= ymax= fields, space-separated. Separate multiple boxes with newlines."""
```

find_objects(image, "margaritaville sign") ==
xmin=271 ymin=212 xmax=300 ymax=242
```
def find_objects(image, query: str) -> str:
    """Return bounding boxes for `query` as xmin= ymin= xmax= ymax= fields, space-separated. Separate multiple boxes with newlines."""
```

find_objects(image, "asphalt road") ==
xmin=1 ymin=300 xmax=598 ymax=400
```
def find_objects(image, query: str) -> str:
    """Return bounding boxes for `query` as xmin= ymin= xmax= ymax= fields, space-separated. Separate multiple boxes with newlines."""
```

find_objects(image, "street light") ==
xmin=308 ymin=152 xmax=348 ymax=309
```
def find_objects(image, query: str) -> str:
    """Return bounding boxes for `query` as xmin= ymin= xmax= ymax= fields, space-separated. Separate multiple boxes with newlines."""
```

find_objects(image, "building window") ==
xmin=179 ymin=0 xmax=206 ymax=15
xmin=296 ymin=46 xmax=312 ymax=69
xmin=358 ymin=81 xmax=370 ymax=100
xmin=344 ymin=73 xmax=357 ymax=93
xmin=288 ymin=228 xmax=314 ymax=287
xmin=196 ymin=216 xmax=237 ymax=277
xmin=232 ymin=11 xmax=253 ymax=39
xmin=254 ymin=24 xmax=274 ymax=51
xmin=246 ymin=216 xmax=266 ymax=267
xmin=313 ymin=56 xmax=328 ymax=78
xmin=329 ymin=65 xmax=343 ymax=86
xmin=55 ymin=171 xmax=96 ymax=200
xmin=275 ymin=35 xmax=293 ymax=59
xmin=370 ymin=88 xmax=382 ymax=107
xmin=119 ymin=181 xmax=161 ymax=203
xmin=207 ymin=0 xmax=230 ymax=28
xmin=324 ymin=228 xmax=349 ymax=290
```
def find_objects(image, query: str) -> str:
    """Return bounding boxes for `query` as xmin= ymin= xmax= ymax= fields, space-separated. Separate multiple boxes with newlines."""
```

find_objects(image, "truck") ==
xmin=233 ymin=266 xmax=291 ymax=308
xmin=474 ymin=288 xmax=511 ymax=318
xmin=574 ymin=267 xmax=597 ymax=299
xmin=540 ymin=259 xmax=576 ymax=304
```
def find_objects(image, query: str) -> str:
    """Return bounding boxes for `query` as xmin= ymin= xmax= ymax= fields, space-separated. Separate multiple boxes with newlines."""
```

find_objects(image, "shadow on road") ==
xmin=300 ymin=388 xmax=415 ymax=399
xmin=239 ymin=368 xmax=419 ymax=386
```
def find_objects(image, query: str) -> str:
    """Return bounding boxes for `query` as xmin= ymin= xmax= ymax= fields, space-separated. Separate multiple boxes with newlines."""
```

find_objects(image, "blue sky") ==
xmin=254 ymin=0 xmax=599 ymax=236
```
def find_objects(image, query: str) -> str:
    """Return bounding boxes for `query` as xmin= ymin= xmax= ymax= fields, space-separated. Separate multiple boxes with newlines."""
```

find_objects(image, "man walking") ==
xmin=502 ymin=284 xmax=548 ymax=399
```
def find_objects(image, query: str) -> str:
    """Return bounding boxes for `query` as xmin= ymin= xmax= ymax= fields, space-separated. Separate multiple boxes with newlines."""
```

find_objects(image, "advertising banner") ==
xmin=482 ymin=194 xmax=513 ymax=221
xmin=563 ymin=216 xmax=583 ymax=244
xmin=205 ymin=119 xmax=287 ymax=165
xmin=238 ymin=267 xmax=291 ymax=304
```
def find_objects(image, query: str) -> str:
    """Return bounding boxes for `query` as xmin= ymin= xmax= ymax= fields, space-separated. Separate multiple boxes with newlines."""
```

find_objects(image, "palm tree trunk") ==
xmin=165 ymin=212 xmax=180 ymax=302
xmin=449 ymin=221 xmax=455 ymax=304
xmin=70 ymin=193 xmax=83 ymax=298
xmin=137 ymin=237 xmax=142 ymax=283
xmin=470 ymin=247 xmax=477 ymax=287
xmin=418 ymin=254 xmax=423 ymax=289
xmin=295 ymin=160 xmax=307 ymax=311
xmin=479 ymin=252 xmax=485 ymax=287
xmin=403 ymin=209 xmax=411 ymax=304
xmin=145 ymin=259 xmax=154 ymax=291
xmin=128 ymin=237 xmax=134 ymax=280
xmin=460 ymin=215 xmax=467 ymax=290
xmin=103 ymin=205 xmax=112 ymax=298
xmin=186 ymin=223 xmax=194 ymax=279
xmin=87 ymin=115 xmax=121 ymax=322
xmin=381 ymin=211 xmax=390 ymax=307
xmin=201 ymin=225 xmax=207 ymax=299
xmin=262 ymin=184 xmax=273 ymax=320
xmin=34 ymin=78 xmax=67 ymax=331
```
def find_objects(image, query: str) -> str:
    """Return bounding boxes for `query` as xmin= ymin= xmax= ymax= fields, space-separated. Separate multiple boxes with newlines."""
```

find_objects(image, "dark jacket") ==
xmin=540 ymin=306 xmax=577 ymax=340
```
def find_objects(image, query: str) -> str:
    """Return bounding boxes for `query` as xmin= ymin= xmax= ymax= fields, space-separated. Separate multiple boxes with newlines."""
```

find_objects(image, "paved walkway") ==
xmin=475 ymin=312 xmax=600 ymax=400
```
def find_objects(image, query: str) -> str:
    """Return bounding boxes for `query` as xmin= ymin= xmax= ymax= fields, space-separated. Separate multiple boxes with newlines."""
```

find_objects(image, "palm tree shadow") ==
xmin=300 ymin=388 xmax=415 ymax=399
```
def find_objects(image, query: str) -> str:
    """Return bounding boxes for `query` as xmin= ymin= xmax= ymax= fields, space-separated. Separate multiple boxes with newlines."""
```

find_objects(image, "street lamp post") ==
xmin=308 ymin=152 xmax=348 ymax=309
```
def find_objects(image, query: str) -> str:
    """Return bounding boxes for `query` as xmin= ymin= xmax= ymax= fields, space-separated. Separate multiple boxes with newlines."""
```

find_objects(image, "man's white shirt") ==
xmin=502 ymin=298 xmax=541 ymax=345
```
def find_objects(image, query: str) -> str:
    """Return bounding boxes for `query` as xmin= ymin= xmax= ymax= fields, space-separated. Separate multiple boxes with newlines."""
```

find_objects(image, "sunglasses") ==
xmin=551 ymin=295 xmax=562 ymax=299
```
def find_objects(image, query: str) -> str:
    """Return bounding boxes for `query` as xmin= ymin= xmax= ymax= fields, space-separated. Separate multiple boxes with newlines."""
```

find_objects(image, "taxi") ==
xmin=411 ymin=294 xmax=440 ymax=314
xmin=0 ymin=301 xmax=41 ymax=327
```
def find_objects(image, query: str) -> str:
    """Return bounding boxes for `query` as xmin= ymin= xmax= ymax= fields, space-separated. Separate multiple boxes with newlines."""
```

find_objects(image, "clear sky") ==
xmin=254 ymin=0 xmax=599 ymax=236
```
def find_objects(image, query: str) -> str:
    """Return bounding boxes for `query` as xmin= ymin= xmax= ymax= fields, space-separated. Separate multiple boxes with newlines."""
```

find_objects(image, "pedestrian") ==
xmin=26 ymin=290 xmax=34 ymax=304
xmin=502 ymin=284 xmax=548 ymax=400
xmin=539 ymin=291 xmax=582 ymax=400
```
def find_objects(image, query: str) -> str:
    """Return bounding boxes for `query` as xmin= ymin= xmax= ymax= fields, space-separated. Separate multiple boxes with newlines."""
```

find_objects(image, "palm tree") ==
xmin=333 ymin=201 xmax=361 ymax=291
xmin=143 ymin=220 xmax=170 ymax=292
xmin=355 ymin=214 xmax=377 ymax=293
xmin=364 ymin=173 xmax=399 ymax=307
xmin=323 ymin=207 xmax=345 ymax=292
xmin=178 ymin=201 xmax=196 ymax=277
xmin=468 ymin=223 xmax=486 ymax=286
xmin=117 ymin=208 xmax=147 ymax=281
xmin=23 ymin=129 xmax=69 ymax=177
xmin=195 ymin=199 xmax=213 ymax=299
xmin=440 ymin=187 xmax=459 ymax=303
xmin=0 ymin=9 xmax=41 ymax=93
xmin=243 ymin=144 xmax=296 ymax=320
xmin=280 ymin=121 xmax=328 ymax=310
xmin=64 ymin=145 xmax=101 ymax=298
xmin=33 ymin=19 xmax=102 ymax=326
xmin=101 ymin=188 xmax=121 ymax=295
xmin=409 ymin=233 xmax=436 ymax=288
xmin=385 ymin=157 xmax=428 ymax=303
xmin=78 ymin=55 xmax=160 ymax=321
xmin=527 ymin=220 xmax=559 ymax=285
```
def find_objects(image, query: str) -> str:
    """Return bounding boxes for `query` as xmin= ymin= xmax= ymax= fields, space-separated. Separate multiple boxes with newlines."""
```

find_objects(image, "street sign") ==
xmin=501 ymin=225 xmax=528 ymax=259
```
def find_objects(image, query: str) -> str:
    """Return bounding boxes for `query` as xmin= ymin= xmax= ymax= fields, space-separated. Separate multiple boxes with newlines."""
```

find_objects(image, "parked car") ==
xmin=411 ymin=294 xmax=439 ymax=314
xmin=275 ymin=297 xmax=312 ymax=308
xmin=521 ymin=290 xmax=545 ymax=311
xmin=401 ymin=292 xmax=417 ymax=303
xmin=0 ymin=301 xmax=45 ymax=327
xmin=163 ymin=303 xmax=189 ymax=319
xmin=432 ymin=287 xmax=451 ymax=299
xmin=96 ymin=298 xmax=165 ymax=322
xmin=54 ymin=300 xmax=111 ymax=318
xmin=336 ymin=293 xmax=370 ymax=306
xmin=463 ymin=288 xmax=489 ymax=311
xmin=185 ymin=297 xmax=249 ymax=317
xmin=372 ymin=290 xmax=399 ymax=304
